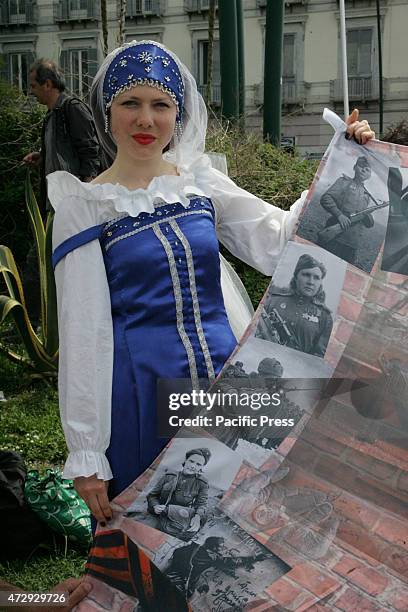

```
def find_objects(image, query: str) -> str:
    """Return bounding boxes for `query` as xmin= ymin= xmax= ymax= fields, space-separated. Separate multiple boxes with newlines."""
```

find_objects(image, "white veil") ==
xmin=90 ymin=40 xmax=254 ymax=340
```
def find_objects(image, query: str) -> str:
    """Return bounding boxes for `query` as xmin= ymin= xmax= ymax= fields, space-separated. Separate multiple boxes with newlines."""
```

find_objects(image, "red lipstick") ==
xmin=132 ymin=133 xmax=156 ymax=145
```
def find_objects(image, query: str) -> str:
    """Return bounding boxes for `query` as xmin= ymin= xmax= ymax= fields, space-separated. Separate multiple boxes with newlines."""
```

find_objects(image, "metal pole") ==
xmin=263 ymin=0 xmax=284 ymax=145
xmin=236 ymin=0 xmax=245 ymax=123
xmin=376 ymin=0 xmax=384 ymax=136
xmin=205 ymin=0 xmax=216 ymax=106
xmin=339 ymin=0 xmax=349 ymax=118
xmin=218 ymin=0 xmax=239 ymax=120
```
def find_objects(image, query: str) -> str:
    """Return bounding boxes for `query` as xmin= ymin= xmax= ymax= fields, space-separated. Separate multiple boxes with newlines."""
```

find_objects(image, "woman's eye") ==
xmin=122 ymin=100 xmax=137 ymax=106
xmin=156 ymin=102 xmax=170 ymax=108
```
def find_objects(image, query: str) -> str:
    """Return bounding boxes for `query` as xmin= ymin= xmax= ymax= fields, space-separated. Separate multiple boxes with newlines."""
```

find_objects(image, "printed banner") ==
xmin=77 ymin=112 xmax=408 ymax=611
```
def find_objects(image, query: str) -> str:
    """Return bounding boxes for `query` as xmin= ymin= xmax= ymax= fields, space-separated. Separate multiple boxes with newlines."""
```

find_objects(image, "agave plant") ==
xmin=0 ymin=171 xmax=58 ymax=376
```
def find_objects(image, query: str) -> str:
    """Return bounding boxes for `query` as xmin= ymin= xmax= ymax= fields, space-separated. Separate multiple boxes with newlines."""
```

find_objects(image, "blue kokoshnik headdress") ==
xmin=102 ymin=41 xmax=185 ymax=133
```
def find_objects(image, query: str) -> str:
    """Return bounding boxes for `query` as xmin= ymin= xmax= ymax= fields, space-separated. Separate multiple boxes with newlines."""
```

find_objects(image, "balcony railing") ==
xmin=282 ymin=76 xmax=298 ymax=104
xmin=185 ymin=0 xmax=218 ymax=12
xmin=254 ymin=78 xmax=306 ymax=106
xmin=55 ymin=0 xmax=99 ymax=22
xmin=258 ymin=0 xmax=307 ymax=7
xmin=125 ymin=0 xmax=162 ymax=18
xmin=0 ymin=0 xmax=37 ymax=25
xmin=330 ymin=77 xmax=379 ymax=102
xmin=198 ymin=83 xmax=221 ymax=106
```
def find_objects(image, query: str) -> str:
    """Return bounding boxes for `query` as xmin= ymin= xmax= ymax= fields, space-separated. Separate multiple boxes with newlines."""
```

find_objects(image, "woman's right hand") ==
xmin=74 ymin=474 xmax=113 ymax=525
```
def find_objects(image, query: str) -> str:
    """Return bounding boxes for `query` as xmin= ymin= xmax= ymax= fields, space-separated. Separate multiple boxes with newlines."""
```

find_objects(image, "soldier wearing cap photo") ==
xmin=319 ymin=156 xmax=374 ymax=265
xmin=146 ymin=448 xmax=211 ymax=541
xmin=256 ymin=254 xmax=333 ymax=358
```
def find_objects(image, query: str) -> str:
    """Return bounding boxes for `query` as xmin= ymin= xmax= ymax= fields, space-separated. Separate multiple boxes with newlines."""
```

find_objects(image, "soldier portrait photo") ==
xmin=213 ymin=357 xmax=305 ymax=465
xmin=255 ymin=243 xmax=346 ymax=358
xmin=153 ymin=512 xmax=290 ymax=609
xmin=146 ymin=447 xmax=211 ymax=541
xmin=125 ymin=438 xmax=242 ymax=541
xmin=211 ymin=340 xmax=333 ymax=468
xmin=297 ymin=138 xmax=389 ymax=273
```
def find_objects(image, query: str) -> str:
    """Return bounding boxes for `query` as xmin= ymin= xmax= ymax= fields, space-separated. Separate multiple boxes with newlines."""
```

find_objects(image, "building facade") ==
xmin=0 ymin=0 xmax=406 ymax=155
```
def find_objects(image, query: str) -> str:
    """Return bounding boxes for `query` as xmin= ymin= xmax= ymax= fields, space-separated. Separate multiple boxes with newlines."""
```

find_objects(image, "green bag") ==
xmin=24 ymin=469 xmax=92 ymax=546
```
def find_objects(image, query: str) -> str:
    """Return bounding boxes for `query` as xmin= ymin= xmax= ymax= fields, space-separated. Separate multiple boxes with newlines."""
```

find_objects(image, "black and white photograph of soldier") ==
xmin=125 ymin=437 xmax=241 ymax=541
xmin=212 ymin=340 xmax=332 ymax=466
xmin=255 ymin=242 xmax=346 ymax=358
xmin=146 ymin=447 xmax=211 ymax=541
xmin=230 ymin=335 xmax=334 ymax=380
xmin=150 ymin=511 xmax=290 ymax=609
xmin=297 ymin=138 xmax=390 ymax=273
xmin=213 ymin=361 xmax=305 ymax=465
xmin=381 ymin=167 xmax=408 ymax=275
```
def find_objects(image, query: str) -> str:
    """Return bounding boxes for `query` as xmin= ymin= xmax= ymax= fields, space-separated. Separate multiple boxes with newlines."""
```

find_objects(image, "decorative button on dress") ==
xmin=47 ymin=159 xmax=306 ymax=499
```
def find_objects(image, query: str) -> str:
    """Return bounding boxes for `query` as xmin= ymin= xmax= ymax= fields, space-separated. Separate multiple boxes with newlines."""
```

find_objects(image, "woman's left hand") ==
xmin=346 ymin=109 xmax=376 ymax=144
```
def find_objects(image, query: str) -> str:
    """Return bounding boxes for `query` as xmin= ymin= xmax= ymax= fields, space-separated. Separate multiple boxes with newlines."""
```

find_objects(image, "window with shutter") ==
xmin=197 ymin=39 xmax=221 ymax=104
xmin=283 ymin=34 xmax=295 ymax=79
xmin=282 ymin=33 xmax=296 ymax=103
xmin=60 ymin=48 xmax=98 ymax=98
xmin=347 ymin=28 xmax=372 ymax=77
xmin=345 ymin=28 xmax=374 ymax=100
xmin=7 ymin=51 xmax=34 ymax=93
xmin=0 ymin=53 xmax=9 ymax=83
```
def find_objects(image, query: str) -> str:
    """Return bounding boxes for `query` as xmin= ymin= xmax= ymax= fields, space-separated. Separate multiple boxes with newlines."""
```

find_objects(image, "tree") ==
xmin=118 ymin=0 xmax=126 ymax=47
xmin=0 ymin=80 xmax=44 ymax=267
xmin=101 ymin=0 xmax=109 ymax=57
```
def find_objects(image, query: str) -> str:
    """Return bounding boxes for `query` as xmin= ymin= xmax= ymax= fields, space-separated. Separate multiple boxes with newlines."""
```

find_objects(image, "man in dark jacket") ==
xmin=23 ymin=59 xmax=101 ymax=214
xmin=22 ymin=59 xmax=101 ymax=323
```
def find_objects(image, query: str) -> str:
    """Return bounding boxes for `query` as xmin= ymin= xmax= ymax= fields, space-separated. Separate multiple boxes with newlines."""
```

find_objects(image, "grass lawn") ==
xmin=0 ymin=345 xmax=89 ymax=591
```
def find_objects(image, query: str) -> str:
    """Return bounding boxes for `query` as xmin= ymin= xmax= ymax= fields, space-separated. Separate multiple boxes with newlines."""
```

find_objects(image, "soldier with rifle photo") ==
xmin=318 ymin=156 xmax=389 ymax=266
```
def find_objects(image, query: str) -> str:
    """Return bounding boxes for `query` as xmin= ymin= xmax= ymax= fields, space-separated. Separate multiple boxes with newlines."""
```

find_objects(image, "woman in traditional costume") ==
xmin=48 ymin=40 xmax=374 ymax=524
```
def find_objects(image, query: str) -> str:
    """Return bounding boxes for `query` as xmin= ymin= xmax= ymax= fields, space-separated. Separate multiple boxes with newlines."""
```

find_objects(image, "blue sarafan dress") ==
xmin=98 ymin=198 xmax=237 ymax=497
xmin=48 ymin=160 xmax=304 ymax=498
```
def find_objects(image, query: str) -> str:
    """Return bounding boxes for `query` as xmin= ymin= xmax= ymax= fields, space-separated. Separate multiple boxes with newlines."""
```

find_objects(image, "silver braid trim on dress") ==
xmin=152 ymin=223 xmax=200 ymax=390
xmin=104 ymin=210 xmax=212 ymax=251
xmin=170 ymin=219 xmax=215 ymax=381
xmin=104 ymin=213 xmax=128 ymax=230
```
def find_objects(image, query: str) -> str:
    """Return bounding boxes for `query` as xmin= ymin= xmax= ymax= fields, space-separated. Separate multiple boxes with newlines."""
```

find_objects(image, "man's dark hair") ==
xmin=204 ymin=536 xmax=224 ymax=551
xmin=30 ymin=59 xmax=66 ymax=92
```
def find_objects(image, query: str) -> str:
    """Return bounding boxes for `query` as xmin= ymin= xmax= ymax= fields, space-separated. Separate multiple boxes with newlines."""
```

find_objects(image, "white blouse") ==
xmin=47 ymin=155 xmax=307 ymax=481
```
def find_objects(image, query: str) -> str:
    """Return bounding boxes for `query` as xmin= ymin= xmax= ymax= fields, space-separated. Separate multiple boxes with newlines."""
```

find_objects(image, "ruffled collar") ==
xmin=47 ymin=155 xmax=214 ymax=218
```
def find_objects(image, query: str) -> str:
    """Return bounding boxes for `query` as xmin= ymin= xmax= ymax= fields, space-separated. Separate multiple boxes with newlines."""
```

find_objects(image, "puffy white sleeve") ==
xmin=209 ymin=167 xmax=307 ymax=276
xmin=51 ymin=188 xmax=113 ymax=481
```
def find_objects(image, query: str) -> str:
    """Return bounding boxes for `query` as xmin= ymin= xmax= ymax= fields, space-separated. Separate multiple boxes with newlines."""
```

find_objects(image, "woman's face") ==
xmin=295 ymin=266 xmax=323 ymax=298
xmin=110 ymin=85 xmax=178 ymax=160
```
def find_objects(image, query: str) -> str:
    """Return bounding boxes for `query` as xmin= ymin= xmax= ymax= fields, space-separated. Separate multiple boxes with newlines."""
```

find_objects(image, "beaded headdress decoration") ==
xmin=102 ymin=41 xmax=185 ymax=134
